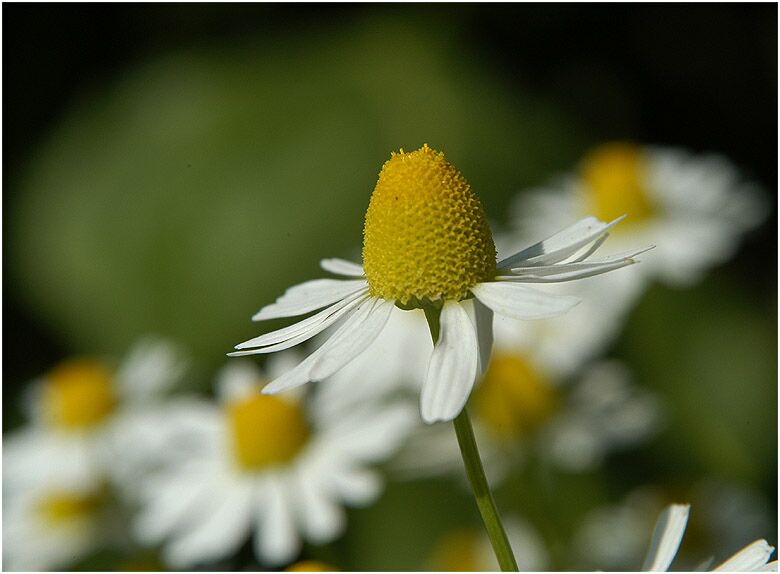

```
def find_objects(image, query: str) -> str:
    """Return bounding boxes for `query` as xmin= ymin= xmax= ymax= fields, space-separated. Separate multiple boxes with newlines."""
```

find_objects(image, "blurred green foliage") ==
xmin=8 ymin=14 xmax=584 ymax=365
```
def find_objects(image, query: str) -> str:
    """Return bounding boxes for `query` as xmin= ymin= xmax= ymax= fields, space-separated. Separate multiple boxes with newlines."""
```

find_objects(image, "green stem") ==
xmin=422 ymin=302 xmax=518 ymax=571
xmin=453 ymin=408 xmax=519 ymax=572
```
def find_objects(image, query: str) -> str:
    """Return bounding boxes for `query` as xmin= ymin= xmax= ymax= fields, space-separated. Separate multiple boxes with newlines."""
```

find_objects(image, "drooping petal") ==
xmin=252 ymin=279 xmax=368 ymax=321
xmin=498 ymin=216 xmax=624 ymax=268
xmin=233 ymin=291 xmax=367 ymax=352
xmin=308 ymin=298 xmax=394 ymax=381
xmin=320 ymin=258 xmax=366 ymax=277
xmin=471 ymin=282 xmax=580 ymax=320
xmin=712 ymin=540 xmax=776 ymax=572
xmin=420 ymin=301 xmax=479 ymax=424
xmin=641 ymin=504 xmax=690 ymax=572
xmin=261 ymin=297 xmax=386 ymax=394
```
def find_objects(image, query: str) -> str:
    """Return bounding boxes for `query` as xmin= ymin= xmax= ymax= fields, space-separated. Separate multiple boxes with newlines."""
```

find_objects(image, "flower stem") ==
xmin=453 ymin=408 xmax=519 ymax=572
xmin=422 ymin=302 xmax=518 ymax=571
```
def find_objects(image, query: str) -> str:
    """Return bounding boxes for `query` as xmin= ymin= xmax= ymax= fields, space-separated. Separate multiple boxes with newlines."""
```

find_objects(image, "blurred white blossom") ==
xmin=130 ymin=358 xmax=415 ymax=568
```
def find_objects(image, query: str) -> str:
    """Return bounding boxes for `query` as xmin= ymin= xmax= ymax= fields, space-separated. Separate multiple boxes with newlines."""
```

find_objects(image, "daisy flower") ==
xmin=510 ymin=142 xmax=766 ymax=288
xmin=132 ymin=359 xmax=415 ymax=568
xmin=641 ymin=504 xmax=776 ymax=571
xmin=3 ymin=337 xmax=187 ymax=493
xmin=232 ymin=144 xmax=650 ymax=423
xmin=2 ymin=479 xmax=110 ymax=571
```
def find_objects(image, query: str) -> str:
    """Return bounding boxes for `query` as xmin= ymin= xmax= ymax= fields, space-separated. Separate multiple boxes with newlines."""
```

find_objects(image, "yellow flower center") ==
xmin=474 ymin=353 xmax=557 ymax=440
xmin=581 ymin=142 xmax=654 ymax=225
xmin=362 ymin=144 xmax=496 ymax=305
xmin=43 ymin=359 xmax=117 ymax=430
xmin=38 ymin=490 xmax=102 ymax=526
xmin=227 ymin=393 xmax=309 ymax=470
xmin=430 ymin=530 xmax=483 ymax=571
xmin=286 ymin=561 xmax=337 ymax=572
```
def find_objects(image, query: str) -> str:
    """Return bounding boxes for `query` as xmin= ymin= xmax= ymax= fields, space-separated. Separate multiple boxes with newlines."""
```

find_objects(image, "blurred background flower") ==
xmin=4 ymin=4 xmax=776 ymax=571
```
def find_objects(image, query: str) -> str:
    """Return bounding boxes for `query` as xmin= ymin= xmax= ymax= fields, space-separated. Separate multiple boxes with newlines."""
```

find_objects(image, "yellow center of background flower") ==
xmin=228 ymin=394 xmax=309 ymax=470
xmin=43 ymin=359 xmax=117 ymax=430
xmin=474 ymin=353 xmax=557 ymax=440
xmin=581 ymin=142 xmax=654 ymax=225
xmin=429 ymin=529 xmax=483 ymax=571
xmin=362 ymin=144 xmax=496 ymax=305
xmin=38 ymin=490 xmax=102 ymax=526
xmin=286 ymin=561 xmax=337 ymax=571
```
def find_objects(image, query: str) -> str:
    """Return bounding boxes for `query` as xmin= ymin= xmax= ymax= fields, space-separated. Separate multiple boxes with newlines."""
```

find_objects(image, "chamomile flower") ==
xmin=132 ymin=359 xmax=415 ymax=568
xmin=511 ymin=142 xmax=766 ymax=288
xmin=3 ymin=337 xmax=187 ymax=493
xmin=641 ymin=504 xmax=776 ymax=571
xmin=232 ymin=144 xmax=650 ymax=423
xmin=2 ymin=480 xmax=110 ymax=571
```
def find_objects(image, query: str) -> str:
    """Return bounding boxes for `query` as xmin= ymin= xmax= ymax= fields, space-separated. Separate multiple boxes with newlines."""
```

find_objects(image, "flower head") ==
xmin=511 ymin=142 xmax=766 ymax=287
xmin=131 ymin=359 xmax=414 ymax=568
xmin=363 ymin=144 xmax=496 ymax=303
xmin=232 ymin=145 xmax=650 ymax=423
xmin=2 ymin=481 xmax=108 ymax=571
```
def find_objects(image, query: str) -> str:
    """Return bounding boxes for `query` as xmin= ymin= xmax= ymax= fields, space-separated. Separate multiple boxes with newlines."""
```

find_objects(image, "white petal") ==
xmin=308 ymin=298 xmax=394 ymax=380
xmin=233 ymin=291 xmax=367 ymax=352
xmin=713 ymin=540 xmax=776 ymax=572
xmin=505 ymin=246 xmax=653 ymax=277
xmin=319 ymin=402 xmax=417 ymax=462
xmin=252 ymin=279 xmax=368 ymax=321
xmin=327 ymin=467 xmax=382 ymax=505
xmin=255 ymin=475 xmax=300 ymax=566
xmin=164 ymin=479 xmax=254 ymax=568
xmin=471 ymin=282 xmax=580 ymax=320
xmin=641 ymin=503 xmax=691 ymax=571
xmin=497 ymin=249 xmax=651 ymax=284
xmin=498 ymin=216 xmax=624 ymax=268
xmin=473 ymin=298 xmax=493 ymax=375
xmin=420 ymin=301 xmax=479 ymax=424
xmin=135 ymin=468 xmax=216 ymax=544
xmin=295 ymin=465 xmax=346 ymax=543
xmin=261 ymin=297 xmax=384 ymax=394
xmin=320 ymin=258 xmax=365 ymax=277
xmin=215 ymin=361 xmax=262 ymax=402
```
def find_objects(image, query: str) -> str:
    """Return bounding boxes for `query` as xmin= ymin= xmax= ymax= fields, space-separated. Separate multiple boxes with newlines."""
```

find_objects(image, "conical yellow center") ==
xmin=286 ymin=561 xmax=337 ymax=572
xmin=430 ymin=529 xmax=483 ymax=571
xmin=474 ymin=353 xmax=557 ymax=440
xmin=581 ymin=142 xmax=654 ymax=225
xmin=43 ymin=359 xmax=117 ymax=430
xmin=227 ymin=393 xmax=309 ymax=470
xmin=362 ymin=144 xmax=496 ymax=305
xmin=38 ymin=490 xmax=102 ymax=526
